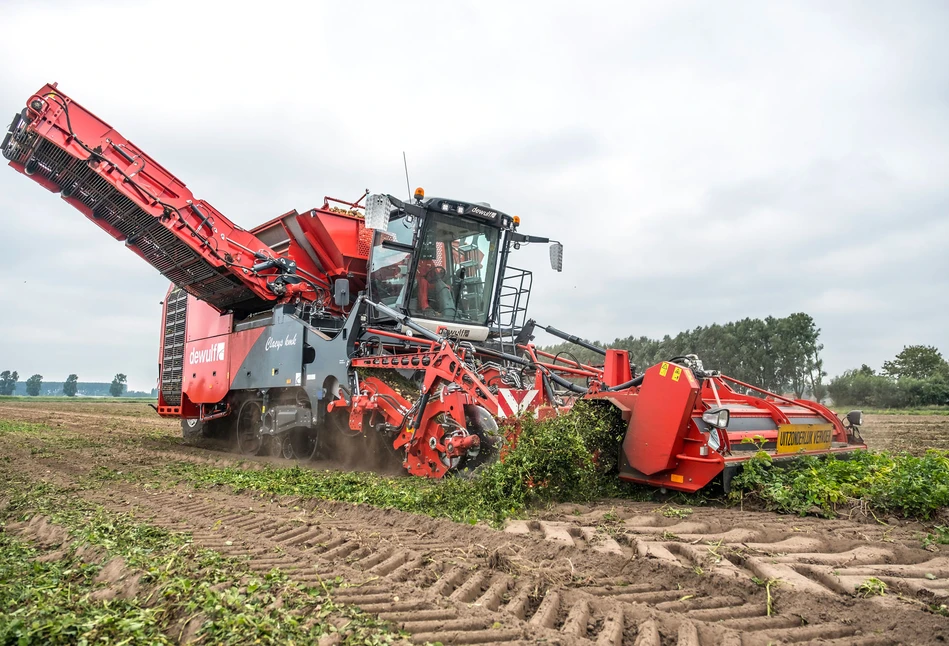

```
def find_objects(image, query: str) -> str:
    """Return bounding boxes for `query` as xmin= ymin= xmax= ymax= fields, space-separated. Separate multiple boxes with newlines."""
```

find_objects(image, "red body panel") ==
xmin=290 ymin=210 xmax=370 ymax=279
xmin=621 ymin=362 xmax=700 ymax=475
xmin=182 ymin=334 xmax=230 ymax=404
xmin=179 ymin=300 xmax=264 ymax=405
xmin=602 ymin=349 xmax=632 ymax=387
xmin=186 ymin=297 xmax=232 ymax=342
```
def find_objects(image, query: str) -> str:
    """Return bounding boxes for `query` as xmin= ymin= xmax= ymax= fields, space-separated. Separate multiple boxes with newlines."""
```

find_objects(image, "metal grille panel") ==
xmin=160 ymin=289 xmax=188 ymax=406
xmin=3 ymin=114 xmax=266 ymax=313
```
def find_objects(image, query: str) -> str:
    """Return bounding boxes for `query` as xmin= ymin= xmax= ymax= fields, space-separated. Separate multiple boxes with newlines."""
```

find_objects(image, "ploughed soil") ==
xmin=859 ymin=413 xmax=949 ymax=454
xmin=2 ymin=400 xmax=949 ymax=645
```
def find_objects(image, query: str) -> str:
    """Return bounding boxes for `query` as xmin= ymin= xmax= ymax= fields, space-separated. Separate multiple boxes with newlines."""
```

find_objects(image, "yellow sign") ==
xmin=659 ymin=363 xmax=669 ymax=377
xmin=776 ymin=424 xmax=834 ymax=453
xmin=672 ymin=367 xmax=682 ymax=382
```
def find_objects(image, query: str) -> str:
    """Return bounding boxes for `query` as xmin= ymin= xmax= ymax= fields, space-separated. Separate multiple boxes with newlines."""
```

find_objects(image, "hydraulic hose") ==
xmin=547 ymin=371 xmax=589 ymax=394
xmin=606 ymin=374 xmax=644 ymax=391
xmin=362 ymin=298 xmax=443 ymax=344
xmin=539 ymin=323 xmax=607 ymax=356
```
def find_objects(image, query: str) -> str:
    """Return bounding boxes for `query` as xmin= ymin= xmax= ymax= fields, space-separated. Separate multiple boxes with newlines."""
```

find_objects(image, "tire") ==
xmin=235 ymin=400 xmax=264 ymax=456
xmin=279 ymin=428 xmax=320 ymax=462
xmin=456 ymin=404 xmax=504 ymax=478
xmin=181 ymin=418 xmax=205 ymax=444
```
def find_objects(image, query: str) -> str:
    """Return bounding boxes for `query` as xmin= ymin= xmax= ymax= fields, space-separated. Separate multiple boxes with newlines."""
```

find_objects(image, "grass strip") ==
xmin=860 ymin=407 xmax=949 ymax=416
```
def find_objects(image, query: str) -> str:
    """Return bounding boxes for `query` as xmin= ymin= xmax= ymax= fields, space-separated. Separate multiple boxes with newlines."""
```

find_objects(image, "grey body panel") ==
xmin=229 ymin=304 xmax=359 ymax=420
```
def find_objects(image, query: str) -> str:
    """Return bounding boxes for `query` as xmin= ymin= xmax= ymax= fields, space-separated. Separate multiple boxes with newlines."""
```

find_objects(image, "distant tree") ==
xmin=0 ymin=370 xmax=18 ymax=396
xmin=63 ymin=374 xmax=79 ymax=397
xmin=540 ymin=312 xmax=828 ymax=398
xmin=857 ymin=364 xmax=876 ymax=377
xmin=25 ymin=374 xmax=43 ymax=397
xmin=882 ymin=345 xmax=949 ymax=380
xmin=769 ymin=313 xmax=825 ymax=399
xmin=109 ymin=373 xmax=127 ymax=397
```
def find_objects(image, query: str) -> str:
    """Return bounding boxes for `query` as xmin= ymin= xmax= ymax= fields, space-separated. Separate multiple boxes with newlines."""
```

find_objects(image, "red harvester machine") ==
xmin=3 ymin=84 xmax=866 ymax=492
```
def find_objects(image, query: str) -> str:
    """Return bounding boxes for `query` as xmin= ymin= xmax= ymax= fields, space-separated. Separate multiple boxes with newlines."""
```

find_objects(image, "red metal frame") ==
xmin=9 ymin=84 xmax=372 ymax=316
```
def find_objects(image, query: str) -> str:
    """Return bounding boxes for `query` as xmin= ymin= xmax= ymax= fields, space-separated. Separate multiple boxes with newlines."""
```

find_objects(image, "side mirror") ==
xmin=365 ymin=194 xmax=391 ymax=231
xmin=549 ymin=242 xmax=563 ymax=272
xmin=334 ymin=279 xmax=350 ymax=307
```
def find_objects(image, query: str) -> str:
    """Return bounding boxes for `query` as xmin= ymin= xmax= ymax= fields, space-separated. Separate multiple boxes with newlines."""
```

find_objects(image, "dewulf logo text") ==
xmin=265 ymin=334 xmax=298 ymax=352
xmin=189 ymin=342 xmax=225 ymax=365
xmin=437 ymin=326 xmax=471 ymax=339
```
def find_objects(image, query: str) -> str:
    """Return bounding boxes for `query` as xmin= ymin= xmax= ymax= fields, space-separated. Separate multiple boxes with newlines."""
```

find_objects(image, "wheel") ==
xmin=456 ymin=404 xmax=504 ymax=478
xmin=235 ymin=400 xmax=264 ymax=455
xmin=181 ymin=418 xmax=205 ymax=444
xmin=280 ymin=428 xmax=319 ymax=462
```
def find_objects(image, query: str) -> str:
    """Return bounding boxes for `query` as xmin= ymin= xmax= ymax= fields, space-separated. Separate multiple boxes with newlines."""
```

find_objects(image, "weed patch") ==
xmin=0 ymin=419 xmax=54 ymax=435
xmin=731 ymin=449 xmax=949 ymax=519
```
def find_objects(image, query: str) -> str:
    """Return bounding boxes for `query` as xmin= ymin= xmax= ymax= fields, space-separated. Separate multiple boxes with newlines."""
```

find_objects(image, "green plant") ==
xmin=731 ymin=449 xmax=949 ymax=519
xmin=922 ymin=525 xmax=949 ymax=549
xmin=0 ymin=479 xmax=401 ymax=646
xmin=856 ymin=577 xmax=887 ymax=597
xmin=752 ymin=576 xmax=782 ymax=616
xmin=657 ymin=505 xmax=692 ymax=518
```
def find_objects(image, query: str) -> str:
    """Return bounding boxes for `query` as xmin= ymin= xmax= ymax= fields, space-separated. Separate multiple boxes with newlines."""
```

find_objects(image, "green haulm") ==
xmin=0 ymin=480 xmax=401 ymax=646
xmin=8 ymin=403 xmax=949 ymax=526
xmin=160 ymin=401 xmax=643 ymax=526
xmin=731 ymin=449 xmax=949 ymax=519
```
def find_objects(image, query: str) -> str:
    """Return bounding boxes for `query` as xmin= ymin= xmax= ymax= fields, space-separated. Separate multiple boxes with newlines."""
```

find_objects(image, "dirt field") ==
xmin=3 ymin=400 xmax=949 ymax=645
xmin=860 ymin=413 xmax=949 ymax=454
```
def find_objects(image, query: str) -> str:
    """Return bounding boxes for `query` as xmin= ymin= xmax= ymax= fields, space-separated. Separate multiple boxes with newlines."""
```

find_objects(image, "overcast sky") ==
xmin=0 ymin=1 xmax=947 ymax=391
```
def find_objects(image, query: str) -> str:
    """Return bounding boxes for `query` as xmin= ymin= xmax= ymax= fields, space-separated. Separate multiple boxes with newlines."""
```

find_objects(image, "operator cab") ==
xmin=364 ymin=189 xmax=558 ymax=341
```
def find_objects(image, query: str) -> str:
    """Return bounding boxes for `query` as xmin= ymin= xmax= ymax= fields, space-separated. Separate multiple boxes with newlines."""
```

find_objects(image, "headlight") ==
xmin=705 ymin=427 xmax=722 ymax=452
xmin=365 ymin=194 xmax=392 ymax=231
xmin=846 ymin=410 xmax=863 ymax=427
xmin=702 ymin=407 xmax=730 ymax=430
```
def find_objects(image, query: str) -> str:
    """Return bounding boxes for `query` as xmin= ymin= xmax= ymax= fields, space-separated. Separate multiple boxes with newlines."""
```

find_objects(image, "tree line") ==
xmin=542 ymin=314 xmax=949 ymax=408
xmin=827 ymin=345 xmax=949 ymax=408
xmin=0 ymin=371 xmax=134 ymax=397
xmin=543 ymin=312 xmax=827 ymax=399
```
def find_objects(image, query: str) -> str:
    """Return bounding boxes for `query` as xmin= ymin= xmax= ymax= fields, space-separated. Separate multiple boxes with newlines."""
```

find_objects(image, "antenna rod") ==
xmin=403 ymin=151 xmax=412 ymax=200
